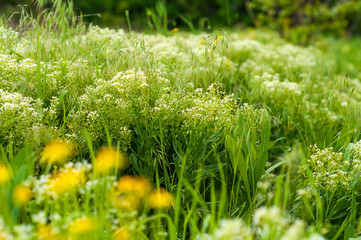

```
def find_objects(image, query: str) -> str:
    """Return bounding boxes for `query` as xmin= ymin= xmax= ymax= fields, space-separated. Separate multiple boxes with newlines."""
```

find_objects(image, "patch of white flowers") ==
xmin=0 ymin=89 xmax=47 ymax=148
xmin=197 ymin=206 xmax=324 ymax=240
xmin=299 ymin=145 xmax=358 ymax=193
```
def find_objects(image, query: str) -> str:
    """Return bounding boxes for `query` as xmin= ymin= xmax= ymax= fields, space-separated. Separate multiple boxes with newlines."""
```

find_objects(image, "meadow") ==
xmin=1 ymin=1 xmax=361 ymax=240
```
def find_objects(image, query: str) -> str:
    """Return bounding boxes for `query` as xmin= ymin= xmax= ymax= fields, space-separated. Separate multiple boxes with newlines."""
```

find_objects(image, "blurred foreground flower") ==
xmin=117 ymin=175 xmax=153 ymax=198
xmin=0 ymin=163 xmax=11 ymax=184
xmin=69 ymin=217 xmax=98 ymax=236
xmin=170 ymin=28 xmax=179 ymax=34
xmin=114 ymin=228 xmax=132 ymax=240
xmin=12 ymin=184 xmax=33 ymax=206
xmin=95 ymin=147 xmax=129 ymax=174
xmin=41 ymin=139 xmax=73 ymax=164
xmin=46 ymin=167 xmax=86 ymax=197
xmin=37 ymin=224 xmax=63 ymax=240
xmin=149 ymin=188 xmax=174 ymax=209
xmin=111 ymin=175 xmax=153 ymax=211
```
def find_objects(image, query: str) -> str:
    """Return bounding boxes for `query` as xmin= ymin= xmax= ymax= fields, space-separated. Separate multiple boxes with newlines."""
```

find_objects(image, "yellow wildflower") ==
xmin=112 ymin=194 xmax=140 ymax=211
xmin=37 ymin=224 xmax=63 ymax=240
xmin=111 ymin=175 xmax=153 ymax=210
xmin=214 ymin=39 xmax=218 ymax=45
xmin=117 ymin=175 xmax=153 ymax=198
xmin=46 ymin=167 xmax=86 ymax=197
xmin=41 ymin=139 xmax=73 ymax=164
xmin=0 ymin=230 xmax=13 ymax=240
xmin=95 ymin=147 xmax=129 ymax=174
xmin=226 ymin=59 xmax=230 ymax=66
xmin=114 ymin=228 xmax=132 ymax=240
xmin=170 ymin=28 xmax=179 ymax=34
xmin=0 ymin=163 xmax=11 ymax=184
xmin=69 ymin=217 xmax=97 ymax=235
xmin=199 ymin=39 xmax=204 ymax=44
xmin=12 ymin=184 xmax=33 ymax=206
xmin=198 ymin=45 xmax=202 ymax=50
xmin=218 ymin=35 xmax=223 ymax=39
xmin=148 ymin=188 xmax=174 ymax=209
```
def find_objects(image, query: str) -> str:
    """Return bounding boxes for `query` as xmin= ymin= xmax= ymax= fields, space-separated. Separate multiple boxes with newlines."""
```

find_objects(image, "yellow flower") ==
xmin=214 ymin=39 xmax=218 ymax=45
xmin=199 ymin=39 xmax=204 ymax=44
xmin=12 ymin=184 xmax=33 ymax=206
xmin=41 ymin=139 xmax=73 ymax=164
xmin=198 ymin=45 xmax=202 ymax=50
xmin=111 ymin=175 xmax=153 ymax=210
xmin=218 ymin=35 xmax=223 ymax=39
xmin=148 ymin=188 xmax=174 ymax=209
xmin=95 ymin=147 xmax=129 ymax=174
xmin=0 ymin=230 xmax=13 ymax=240
xmin=112 ymin=194 xmax=140 ymax=211
xmin=170 ymin=28 xmax=179 ymax=34
xmin=225 ymin=59 xmax=230 ymax=66
xmin=0 ymin=163 xmax=11 ymax=184
xmin=46 ymin=167 xmax=86 ymax=197
xmin=114 ymin=228 xmax=132 ymax=240
xmin=37 ymin=224 xmax=64 ymax=240
xmin=117 ymin=175 xmax=153 ymax=198
xmin=69 ymin=217 xmax=97 ymax=235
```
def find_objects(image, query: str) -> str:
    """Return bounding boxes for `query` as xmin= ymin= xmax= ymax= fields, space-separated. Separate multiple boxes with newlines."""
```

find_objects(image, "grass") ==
xmin=1 ymin=1 xmax=361 ymax=239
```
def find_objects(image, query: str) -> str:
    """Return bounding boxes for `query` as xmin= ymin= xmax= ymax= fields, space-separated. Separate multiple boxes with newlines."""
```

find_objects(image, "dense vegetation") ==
xmin=2 ymin=0 xmax=361 ymax=43
xmin=1 ymin=1 xmax=361 ymax=239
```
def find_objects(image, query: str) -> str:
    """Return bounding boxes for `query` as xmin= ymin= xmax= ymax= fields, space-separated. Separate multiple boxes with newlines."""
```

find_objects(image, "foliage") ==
xmin=1 ymin=1 xmax=361 ymax=239
xmin=1 ymin=0 xmax=361 ymax=43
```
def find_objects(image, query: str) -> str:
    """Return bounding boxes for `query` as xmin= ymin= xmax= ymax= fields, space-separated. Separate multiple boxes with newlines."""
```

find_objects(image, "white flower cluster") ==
xmin=68 ymin=70 xmax=245 ymax=149
xmin=197 ymin=206 xmax=324 ymax=240
xmin=227 ymin=31 xmax=320 ymax=81
xmin=257 ymin=72 xmax=302 ymax=107
xmin=0 ymin=89 xmax=45 ymax=148
xmin=0 ymin=27 xmax=19 ymax=53
xmin=0 ymin=52 xmax=93 ymax=101
xmin=299 ymin=145 xmax=353 ymax=193
xmin=214 ymin=219 xmax=252 ymax=240
xmin=350 ymin=140 xmax=361 ymax=173
xmin=0 ymin=217 xmax=13 ymax=240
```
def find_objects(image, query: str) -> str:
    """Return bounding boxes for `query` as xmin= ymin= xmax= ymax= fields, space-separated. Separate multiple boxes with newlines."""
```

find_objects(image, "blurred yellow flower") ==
xmin=117 ymin=175 xmax=153 ymax=198
xmin=148 ymin=188 xmax=174 ymax=209
xmin=0 ymin=163 xmax=11 ymax=184
xmin=69 ymin=217 xmax=97 ymax=235
xmin=199 ymin=39 xmax=204 ymax=44
xmin=170 ymin=28 xmax=179 ymax=34
xmin=41 ymin=139 xmax=73 ymax=164
xmin=46 ymin=167 xmax=86 ymax=197
xmin=37 ymin=224 xmax=63 ymax=240
xmin=114 ymin=228 xmax=132 ymax=240
xmin=12 ymin=184 xmax=33 ymax=206
xmin=111 ymin=175 xmax=153 ymax=210
xmin=112 ymin=194 xmax=140 ymax=211
xmin=95 ymin=147 xmax=129 ymax=174
xmin=218 ymin=35 xmax=223 ymax=39
xmin=0 ymin=229 xmax=13 ymax=240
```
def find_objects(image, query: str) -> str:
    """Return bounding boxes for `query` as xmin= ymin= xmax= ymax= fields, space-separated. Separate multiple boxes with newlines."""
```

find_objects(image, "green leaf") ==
xmin=344 ymin=224 xmax=356 ymax=240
